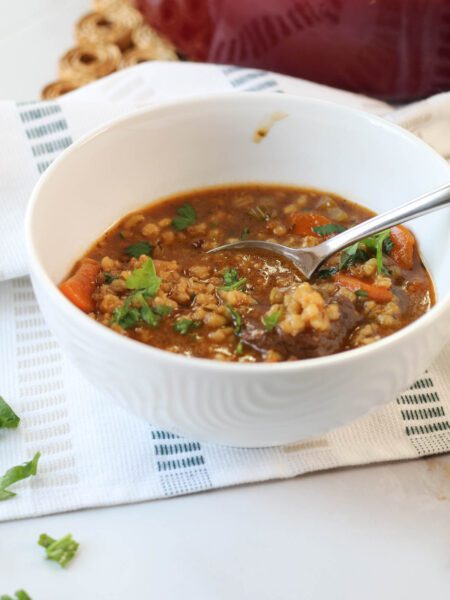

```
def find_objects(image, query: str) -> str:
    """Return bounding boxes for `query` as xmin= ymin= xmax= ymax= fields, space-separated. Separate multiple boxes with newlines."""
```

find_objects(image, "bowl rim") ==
xmin=25 ymin=91 xmax=450 ymax=374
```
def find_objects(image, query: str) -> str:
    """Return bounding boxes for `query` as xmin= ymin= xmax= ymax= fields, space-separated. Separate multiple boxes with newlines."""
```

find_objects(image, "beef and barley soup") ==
xmin=60 ymin=185 xmax=433 ymax=362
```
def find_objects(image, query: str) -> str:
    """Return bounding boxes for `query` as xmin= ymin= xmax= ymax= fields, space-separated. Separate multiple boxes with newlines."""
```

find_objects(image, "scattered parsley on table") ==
xmin=38 ymin=533 xmax=80 ymax=568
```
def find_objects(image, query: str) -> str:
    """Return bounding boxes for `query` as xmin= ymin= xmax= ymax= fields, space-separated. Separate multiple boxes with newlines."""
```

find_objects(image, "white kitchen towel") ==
xmin=0 ymin=62 xmax=449 ymax=521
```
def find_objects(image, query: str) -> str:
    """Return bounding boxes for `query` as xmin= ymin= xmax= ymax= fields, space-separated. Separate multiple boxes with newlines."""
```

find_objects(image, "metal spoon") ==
xmin=207 ymin=183 xmax=450 ymax=279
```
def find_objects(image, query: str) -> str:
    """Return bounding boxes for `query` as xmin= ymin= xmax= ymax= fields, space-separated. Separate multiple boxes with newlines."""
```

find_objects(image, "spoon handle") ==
xmin=319 ymin=183 xmax=450 ymax=258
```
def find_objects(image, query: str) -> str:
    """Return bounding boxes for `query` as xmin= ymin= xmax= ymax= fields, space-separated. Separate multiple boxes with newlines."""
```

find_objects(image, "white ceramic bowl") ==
xmin=26 ymin=93 xmax=450 ymax=447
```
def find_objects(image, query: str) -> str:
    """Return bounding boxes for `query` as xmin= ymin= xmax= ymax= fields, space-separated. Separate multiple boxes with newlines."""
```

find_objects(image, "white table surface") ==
xmin=1 ymin=1 xmax=450 ymax=598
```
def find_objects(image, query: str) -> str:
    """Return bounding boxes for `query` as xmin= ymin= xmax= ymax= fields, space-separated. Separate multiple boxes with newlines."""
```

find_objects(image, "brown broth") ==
xmin=64 ymin=185 xmax=434 ymax=362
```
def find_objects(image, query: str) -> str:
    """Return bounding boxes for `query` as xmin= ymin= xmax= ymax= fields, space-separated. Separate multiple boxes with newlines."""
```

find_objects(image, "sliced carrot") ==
xmin=290 ymin=212 xmax=331 ymax=237
xmin=334 ymin=273 xmax=393 ymax=303
xmin=390 ymin=225 xmax=415 ymax=270
xmin=59 ymin=258 xmax=101 ymax=313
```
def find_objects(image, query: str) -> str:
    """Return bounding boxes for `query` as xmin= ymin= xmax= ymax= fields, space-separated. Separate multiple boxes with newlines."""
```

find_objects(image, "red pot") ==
xmin=136 ymin=0 xmax=450 ymax=101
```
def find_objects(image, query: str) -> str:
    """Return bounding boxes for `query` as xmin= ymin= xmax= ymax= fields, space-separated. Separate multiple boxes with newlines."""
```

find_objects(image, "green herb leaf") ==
xmin=103 ymin=273 xmax=117 ymax=284
xmin=38 ymin=533 xmax=79 ymax=568
xmin=1 ymin=591 xmax=32 ymax=600
xmin=173 ymin=319 xmax=201 ymax=335
xmin=316 ymin=266 xmax=339 ymax=280
xmin=263 ymin=310 xmax=282 ymax=332
xmin=0 ymin=452 xmax=40 ymax=501
xmin=224 ymin=278 xmax=247 ymax=292
xmin=356 ymin=230 xmax=392 ymax=274
xmin=112 ymin=298 xmax=172 ymax=330
xmin=126 ymin=258 xmax=161 ymax=297
xmin=339 ymin=229 xmax=393 ymax=274
xmin=113 ymin=283 xmax=171 ymax=330
xmin=226 ymin=305 xmax=242 ymax=334
xmin=355 ymin=289 xmax=369 ymax=298
xmin=375 ymin=233 xmax=389 ymax=273
xmin=124 ymin=241 xmax=153 ymax=259
xmin=339 ymin=242 xmax=369 ymax=271
xmin=153 ymin=305 xmax=173 ymax=316
xmin=140 ymin=303 xmax=160 ymax=327
xmin=362 ymin=230 xmax=391 ymax=274
xmin=240 ymin=227 xmax=250 ymax=240
xmin=312 ymin=223 xmax=346 ymax=236
xmin=383 ymin=235 xmax=394 ymax=255
xmin=112 ymin=302 xmax=140 ymax=330
xmin=140 ymin=303 xmax=173 ymax=327
xmin=172 ymin=203 xmax=197 ymax=231
xmin=0 ymin=397 xmax=20 ymax=429
xmin=235 ymin=340 xmax=244 ymax=356
xmin=219 ymin=268 xmax=247 ymax=292
xmin=248 ymin=206 xmax=272 ymax=222
xmin=223 ymin=268 xmax=239 ymax=286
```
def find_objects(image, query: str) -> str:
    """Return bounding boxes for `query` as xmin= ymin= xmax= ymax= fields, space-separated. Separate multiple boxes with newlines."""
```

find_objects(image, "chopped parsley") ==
xmin=316 ymin=266 xmax=339 ymax=279
xmin=263 ymin=310 xmax=282 ymax=332
xmin=339 ymin=230 xmax=393 ymax=274
xmin=153 ymin=305 xmax=173 ymax=317
xmin=1 ymin=591 xmax=32 ymax=600
xmin=113 ymin=297 xmax=172 ymax=330
xmin=248 ymin=206 xmax=273 ymax=222
xmin=240 ymin=227 xmax=250 ymax=240
xmin=0 ymin=452 xmax=40 ymax=501
xmin=235 ymin=340 xmax=245 ymax=356
xmin=173 ymin=319 xmax=201 ymax=335
xmin=0 ymin=396 xmax=20 ymax=429
xmin=126 ymin=258 xmax=160 ymax=296
xmin=140 ymin=303 xmax=172 ymax=327
xmin=140 ymin=303 xmax=160 ymax=327
xmin=383 ymin=235 xmax=394 ymax=255
xmin=172 ymin=203 xmax=197 ymax=231
xmin=362 ymin=230 xmax=392 ymax=274
xmin=111 ymin=259 xmax=167 ymax=329
xmin=223 ymin=268 xmax=239 ymax=286
xmin=38 ymin=533 xmax=79 ymax=568
xmin=124 ymin=241 xmax=153 ymax=259
xmin=103 ymin=273 xmax=117 ymax=284
xmin=339 ymin=241 xmax=369 ymax=270
xmin=355 ymin=289 xmax=369 ymax=298
xmin=312 ymin=223 xmax=346 ymax=236
xmin=219 ymin=268 xmax=247 ymax=292
xmin=112 ymin=302 xmax=140 ymax=329
xmin=112 ymin=302 xmax=171 ymax=330
xmin=226 ymin=305 xmax=242 ymax=334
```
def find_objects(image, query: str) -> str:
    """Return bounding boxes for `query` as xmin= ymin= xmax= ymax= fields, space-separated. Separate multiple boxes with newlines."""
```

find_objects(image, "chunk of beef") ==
xmin=240 ymin=298 xmax=362 ymax=359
